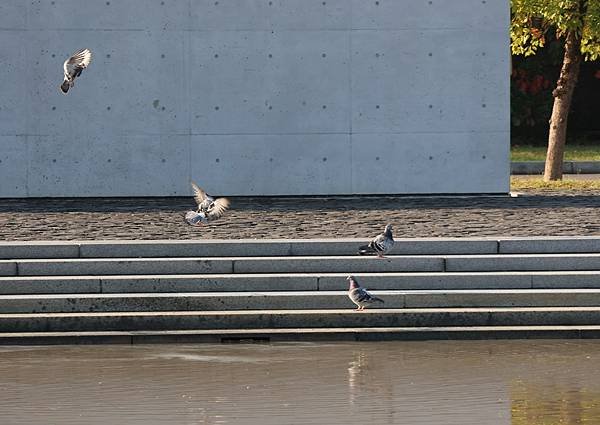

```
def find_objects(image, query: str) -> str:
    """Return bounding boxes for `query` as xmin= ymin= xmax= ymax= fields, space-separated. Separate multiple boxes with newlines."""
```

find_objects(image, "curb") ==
xmin=511 ymin=161 xmax=600 ymax=175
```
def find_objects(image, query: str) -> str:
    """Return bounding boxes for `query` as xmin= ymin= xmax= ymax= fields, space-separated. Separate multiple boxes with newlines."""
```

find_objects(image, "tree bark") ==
xmin=544 ymin=30 xmax=582 ymax=181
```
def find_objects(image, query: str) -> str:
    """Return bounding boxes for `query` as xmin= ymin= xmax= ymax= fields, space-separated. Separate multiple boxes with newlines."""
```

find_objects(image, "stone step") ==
xmin=0 ymin=239 xmax=497 ymax=259
xmin=2 ymin=237 xmax=600 ymax=260
xmin=1 ymin=307 xmax=600 ymax=332
xmin=2 ymin=325 xmax=600 ymax=345
xmin=5 ymin=253 xmax=600 ymax=276
xmin=1 ymin=289 xmax=600 ymax=313
xmin=0 ymin=291 xmax=367 ymax=313
xmin=446 ymin=253 xmax=600 ymax=271
xmin=2 ymin=271 xmax=600 ymax=294
xmin=0 ymin=256 xmax=444 ymax=276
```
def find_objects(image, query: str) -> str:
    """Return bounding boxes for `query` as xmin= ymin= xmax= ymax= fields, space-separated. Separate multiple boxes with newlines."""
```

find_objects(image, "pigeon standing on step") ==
xmin=184 ymin=181 xmax=230 ymax=226
xmin=358 ymin=224 xmax=394 ymax=258
xmin=60 ymin=48 xmax=92 ymax=94
xmin=347 ymin=276 xmax=384 ymax=311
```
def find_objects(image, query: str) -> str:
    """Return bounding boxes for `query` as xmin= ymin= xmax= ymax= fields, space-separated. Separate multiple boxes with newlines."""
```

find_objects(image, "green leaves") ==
xmin=511 ymin=0 xmax=600 ymax=60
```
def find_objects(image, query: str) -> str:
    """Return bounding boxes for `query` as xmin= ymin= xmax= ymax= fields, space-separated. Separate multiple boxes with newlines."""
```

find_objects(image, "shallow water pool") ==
xmin=1 ymin=340 xmax=599 ymax=424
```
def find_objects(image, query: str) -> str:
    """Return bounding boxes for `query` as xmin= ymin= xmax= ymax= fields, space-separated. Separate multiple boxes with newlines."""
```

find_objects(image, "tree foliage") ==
xmin=511 ymin=0 xmax=600 ymax=60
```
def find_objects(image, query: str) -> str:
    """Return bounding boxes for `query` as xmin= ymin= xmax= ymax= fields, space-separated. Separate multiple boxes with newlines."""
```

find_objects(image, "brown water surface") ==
xmin=1 ymin=340 xmax=599 ymax=424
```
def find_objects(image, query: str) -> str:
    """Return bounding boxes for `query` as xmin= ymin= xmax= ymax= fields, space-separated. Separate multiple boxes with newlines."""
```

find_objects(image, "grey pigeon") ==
xmin=184 ymin=181 xmax=230 ymax=226
xmin=60 ymin=48 xmax=92 ymax=94
xmin=347 ymin=275 xmax=384 ymax=311
xmin=358 ymin=224 xmax=394 ymax=258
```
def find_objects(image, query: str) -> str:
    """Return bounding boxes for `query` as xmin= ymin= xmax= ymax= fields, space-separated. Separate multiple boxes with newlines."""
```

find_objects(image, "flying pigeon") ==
xmin=358 ymin=224 xmax=394 ymax=258
xmin=347 ymin=275 xmax=384 ymax=311
xmin=184 ymin=181 xmax=230 ymax=226
xmin=60 ymin=48 xmax=92 ymax=94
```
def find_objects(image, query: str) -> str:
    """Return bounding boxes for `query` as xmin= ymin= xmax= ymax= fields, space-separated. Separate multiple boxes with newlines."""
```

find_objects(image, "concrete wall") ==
xmin=0 ymin=0 xmax=510 ymax=197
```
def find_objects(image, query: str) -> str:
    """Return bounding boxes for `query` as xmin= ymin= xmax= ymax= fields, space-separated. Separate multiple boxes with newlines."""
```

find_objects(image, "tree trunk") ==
xmin=544 ymin=30 xmax=582 ymax=181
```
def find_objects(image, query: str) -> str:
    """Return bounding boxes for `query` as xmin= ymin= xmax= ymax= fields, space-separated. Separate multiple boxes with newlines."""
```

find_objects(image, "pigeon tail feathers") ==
xmin=358 ymin=244 xmax=376 ymax=255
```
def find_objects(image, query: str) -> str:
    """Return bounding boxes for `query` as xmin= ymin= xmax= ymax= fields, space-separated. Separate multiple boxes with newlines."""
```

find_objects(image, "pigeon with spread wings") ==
xmin=184 ymin=181 xmax=230 ymax=226
xmin=60 ymin=48 xmax=92 ymax=94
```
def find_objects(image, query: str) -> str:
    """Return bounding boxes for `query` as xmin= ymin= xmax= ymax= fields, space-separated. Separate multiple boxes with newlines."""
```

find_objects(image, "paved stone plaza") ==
xmin=1 ymin=190 xmax=599 ymax=241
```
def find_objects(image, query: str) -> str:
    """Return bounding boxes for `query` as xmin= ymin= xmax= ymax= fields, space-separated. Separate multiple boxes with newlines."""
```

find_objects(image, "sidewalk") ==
xmin=511 ymin=161 xmax=600 ymax=175
xmin=515 ymin=174 xmax=600 ymax=181
xmin=2 ymin=190 xmax=600 ymax=241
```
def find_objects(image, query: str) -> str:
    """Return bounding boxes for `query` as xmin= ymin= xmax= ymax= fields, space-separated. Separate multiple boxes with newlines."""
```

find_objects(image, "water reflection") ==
xmin=347 ymin=350 xmax=368 ymax=402
xmin=1 ymin=340 xmax=600 ymax=424
xmin=511 ymin=381 xmax=600 ymax=424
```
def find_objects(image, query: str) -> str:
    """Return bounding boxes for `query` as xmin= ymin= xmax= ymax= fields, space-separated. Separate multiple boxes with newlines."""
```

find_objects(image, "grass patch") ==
xmin=511 ymin=145 xmax=600 ymax=161
xmin=511 ymin=176 xmax=600 ymax=191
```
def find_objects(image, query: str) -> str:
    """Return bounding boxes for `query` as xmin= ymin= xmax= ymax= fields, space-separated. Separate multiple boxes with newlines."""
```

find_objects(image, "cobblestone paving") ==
xmin=1 ymin=191 xmax=600 ymax=240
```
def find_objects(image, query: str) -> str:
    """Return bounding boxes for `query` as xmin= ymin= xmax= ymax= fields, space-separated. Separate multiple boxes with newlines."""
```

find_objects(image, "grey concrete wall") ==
xmin=0 ymin=0 xmax=510 ymax=197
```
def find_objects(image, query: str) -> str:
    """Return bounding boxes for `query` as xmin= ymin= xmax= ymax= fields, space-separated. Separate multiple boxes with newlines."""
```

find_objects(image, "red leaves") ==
xmin=513 ymin=67 xmax=552 ymax=94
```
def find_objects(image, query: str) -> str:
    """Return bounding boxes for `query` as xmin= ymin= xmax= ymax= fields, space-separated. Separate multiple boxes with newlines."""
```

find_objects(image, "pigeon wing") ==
xmin=369 ymin=233 xmax=386 ymax=251
xmin=191 ymin=181 xmax=208 ymax=207
xmin=64 ymin=48 xmax=92 ymax=77
xmin=351 ymin=287 xmax=370 ymax=303
xmin=207 ymin=198 xmax=230 ymax=220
